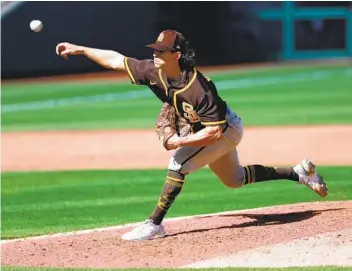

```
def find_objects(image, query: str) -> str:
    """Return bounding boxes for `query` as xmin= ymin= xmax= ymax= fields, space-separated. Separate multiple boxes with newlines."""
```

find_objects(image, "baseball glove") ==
xmin=156 ymin=102 xmax=191 ymax=150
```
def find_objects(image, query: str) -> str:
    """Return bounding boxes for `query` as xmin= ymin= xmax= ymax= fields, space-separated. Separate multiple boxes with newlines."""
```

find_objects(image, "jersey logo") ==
xmin=150 ymin=81 xmax=157 ymax=85
xmin=182 ymin=102 xmax=200 ymax=123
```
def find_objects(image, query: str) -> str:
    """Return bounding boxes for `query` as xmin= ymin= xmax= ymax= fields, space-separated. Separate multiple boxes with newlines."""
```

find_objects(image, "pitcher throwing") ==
xmin=56 ymin=30 xmax=328 ymax=241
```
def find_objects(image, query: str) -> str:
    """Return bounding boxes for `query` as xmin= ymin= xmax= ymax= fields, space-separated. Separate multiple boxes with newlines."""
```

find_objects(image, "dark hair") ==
xmin=179 ymin=41 xmax=196 ymax=71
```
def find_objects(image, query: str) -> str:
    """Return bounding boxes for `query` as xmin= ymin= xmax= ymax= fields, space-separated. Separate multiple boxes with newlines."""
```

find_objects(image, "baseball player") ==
xmin=56 ymin=30 xmax=328 ymax=241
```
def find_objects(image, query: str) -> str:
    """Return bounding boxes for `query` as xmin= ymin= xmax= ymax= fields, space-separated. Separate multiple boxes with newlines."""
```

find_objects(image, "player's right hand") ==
xmin=56 ymin=42 xmax=83 ymax=59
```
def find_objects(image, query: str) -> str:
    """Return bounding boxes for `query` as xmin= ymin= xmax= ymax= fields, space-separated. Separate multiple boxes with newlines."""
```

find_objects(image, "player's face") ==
xmin=153 ymin=50 xmax=178 ymax=69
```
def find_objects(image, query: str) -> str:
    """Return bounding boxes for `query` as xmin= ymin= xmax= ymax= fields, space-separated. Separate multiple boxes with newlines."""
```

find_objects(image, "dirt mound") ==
xmin=184 ymin=228 xmax=352 ymax=268
xmin=2 ymin=201 xmax=351 ymax=268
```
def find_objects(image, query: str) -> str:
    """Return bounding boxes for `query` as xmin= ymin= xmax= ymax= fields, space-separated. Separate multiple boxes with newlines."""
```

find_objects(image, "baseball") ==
xmin=30 ymin=20 xmax=43 ymax=32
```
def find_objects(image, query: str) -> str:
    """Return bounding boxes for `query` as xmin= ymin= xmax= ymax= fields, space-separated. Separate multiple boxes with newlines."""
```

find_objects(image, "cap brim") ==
xmin=146 ymin=43 xmax=172 ymax=51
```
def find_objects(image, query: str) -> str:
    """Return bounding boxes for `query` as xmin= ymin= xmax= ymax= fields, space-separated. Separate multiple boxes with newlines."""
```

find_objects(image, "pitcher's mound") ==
xmin=2 ymin=200 xmax=352 ymax=268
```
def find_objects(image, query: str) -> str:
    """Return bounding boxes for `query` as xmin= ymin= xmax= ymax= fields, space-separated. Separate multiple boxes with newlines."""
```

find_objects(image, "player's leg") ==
xmin=241 ymin=164 xmax=299 ymax=184
xmin=247 ymin=161 xmax=328 ymax=196
xmin=121 ymin=168 xmax=183 ymax=241
xmin=208 ymin=148 xmax=298 ymax=188
xmin=121 ymin=114 xmax=242 ymax=241
xmin=209 ymin=151 xmax=328 ymax=198
xmin=145 ymin=112 xmax=243 ymax=230
xmin=208 ymin=149 xmax=245 ymax=188
xmin=121 ymin=139 xmax=236 ymax=241
xmin=148 ymin=169 xmax=185 ymax=225
xmin=147 ymin=132 xmax=237 ymax=226
xmin=147 ymin=114 xmax=243 ymax=222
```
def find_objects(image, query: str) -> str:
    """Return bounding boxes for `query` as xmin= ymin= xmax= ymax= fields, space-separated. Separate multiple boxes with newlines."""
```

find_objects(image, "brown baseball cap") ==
xmin=146 ymin=30 xmax=186 ymax=52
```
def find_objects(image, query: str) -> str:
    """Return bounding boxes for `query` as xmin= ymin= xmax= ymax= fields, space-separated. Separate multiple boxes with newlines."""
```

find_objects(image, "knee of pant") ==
xmin=222 ymin=169 xmax=245 ymax=189
xmin=168 ymin=156 xmax=188 ymax=174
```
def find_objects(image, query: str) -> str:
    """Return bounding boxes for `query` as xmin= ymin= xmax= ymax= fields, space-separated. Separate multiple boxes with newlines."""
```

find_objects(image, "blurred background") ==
xmin=2 ymin=1 xmax=352 ymax=79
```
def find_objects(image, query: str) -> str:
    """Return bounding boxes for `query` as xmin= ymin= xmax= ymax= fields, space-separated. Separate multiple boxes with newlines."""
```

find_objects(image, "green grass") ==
xmin=2 ymin=63 xmax=347 ymax=104
xmin=2 ymin=64 xmax=351 ymax=131
xmin=2 ymin=266 xmax=352 ymax=271
xmin=2 ymin=167 xmax=351 ymax=239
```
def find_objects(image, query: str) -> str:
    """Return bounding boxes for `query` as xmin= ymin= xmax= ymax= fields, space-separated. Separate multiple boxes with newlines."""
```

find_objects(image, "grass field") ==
xmin=2 ymin=167 xmax=352 ymax=239
xmin=2 ymin=64 xmax=352 ymax=131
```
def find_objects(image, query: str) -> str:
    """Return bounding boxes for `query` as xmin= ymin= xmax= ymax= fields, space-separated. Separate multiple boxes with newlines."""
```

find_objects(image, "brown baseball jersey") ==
xmin=124 ymin=57 xmax=228 ymax=132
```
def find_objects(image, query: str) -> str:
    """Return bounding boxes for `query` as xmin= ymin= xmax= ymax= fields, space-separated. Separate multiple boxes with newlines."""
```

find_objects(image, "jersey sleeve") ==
xmin=123 ymin=57 xmax=158 ymax=85
xmin=196 ymin=95 xmax=227 ymax=126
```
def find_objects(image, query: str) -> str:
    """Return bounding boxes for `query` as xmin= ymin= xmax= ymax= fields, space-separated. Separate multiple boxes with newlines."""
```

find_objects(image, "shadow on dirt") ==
xmin=166 ymin=208 xmax=345 ymax=238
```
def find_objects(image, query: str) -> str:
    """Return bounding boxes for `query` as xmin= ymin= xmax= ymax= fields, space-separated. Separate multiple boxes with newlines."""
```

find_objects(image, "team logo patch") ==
xmin=157 ymin=32 xmax=164 ymax=42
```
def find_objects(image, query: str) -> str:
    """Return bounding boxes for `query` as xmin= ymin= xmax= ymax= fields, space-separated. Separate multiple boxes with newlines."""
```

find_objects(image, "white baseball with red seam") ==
xmin=30 ymin=20 xmax=43 ymax=32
